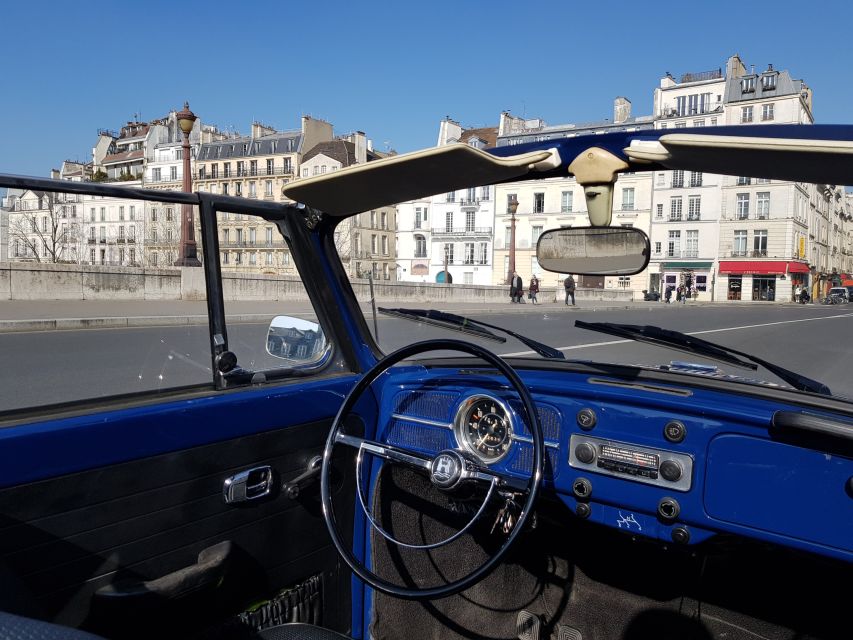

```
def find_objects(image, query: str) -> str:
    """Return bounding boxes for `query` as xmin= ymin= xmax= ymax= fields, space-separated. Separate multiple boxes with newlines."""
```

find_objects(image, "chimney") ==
xmin=344 ymin=131 xmax=367 ymax=164
xmin=613 ymin=97 xmax=632 ymax=124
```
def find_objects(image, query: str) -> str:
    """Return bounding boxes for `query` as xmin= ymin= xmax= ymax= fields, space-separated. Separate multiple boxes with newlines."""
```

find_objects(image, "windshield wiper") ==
xmin=575 ymin=321 xmax=831 ymax=396
xmin=379 ymin=308 xmax=565 ymax=360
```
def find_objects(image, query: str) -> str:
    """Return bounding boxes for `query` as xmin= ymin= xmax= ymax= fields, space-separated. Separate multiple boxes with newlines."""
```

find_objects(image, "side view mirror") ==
xmin=266 ymin=316 xmax=330 ymax=366
xmin=536 ymin=226 xmax=650 ymax=276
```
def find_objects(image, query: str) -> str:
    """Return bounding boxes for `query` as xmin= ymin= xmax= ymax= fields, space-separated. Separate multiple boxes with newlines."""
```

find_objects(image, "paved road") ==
xmin=1 ymin=303 xmax=851 ymax=413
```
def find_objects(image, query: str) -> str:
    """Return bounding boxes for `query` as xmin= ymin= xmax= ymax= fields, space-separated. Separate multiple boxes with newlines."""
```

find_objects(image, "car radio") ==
xmin=568 ymin=434 xmax=693 ymax=491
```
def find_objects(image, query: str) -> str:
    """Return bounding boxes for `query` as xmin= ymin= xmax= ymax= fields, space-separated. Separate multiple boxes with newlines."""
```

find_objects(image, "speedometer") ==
xmin=454 ymin=395 xmax=513 ymax=463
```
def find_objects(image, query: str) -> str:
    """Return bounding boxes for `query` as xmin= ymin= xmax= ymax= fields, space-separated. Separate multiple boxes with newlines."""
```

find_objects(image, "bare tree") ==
xmin=8 ymin=191 xmax=83 ymax=263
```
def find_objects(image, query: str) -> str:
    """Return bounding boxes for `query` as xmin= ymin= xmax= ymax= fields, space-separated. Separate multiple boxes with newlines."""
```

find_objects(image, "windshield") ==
xmin=336 ymin=175 xmax=853 ymax=400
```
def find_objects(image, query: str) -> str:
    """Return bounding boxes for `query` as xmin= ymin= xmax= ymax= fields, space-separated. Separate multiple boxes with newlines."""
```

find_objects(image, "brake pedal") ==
xmin=556 ymin=624 xmax=582 ymax=640
xmin=516 ymin=610 xmax=541 ymax=640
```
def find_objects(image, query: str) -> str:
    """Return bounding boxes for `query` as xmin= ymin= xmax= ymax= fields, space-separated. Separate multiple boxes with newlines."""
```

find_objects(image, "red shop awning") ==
xmin=786 ymin=261 xmax=810 ymax=274
xmin=719 ymin=261 xmax=787 ymax=275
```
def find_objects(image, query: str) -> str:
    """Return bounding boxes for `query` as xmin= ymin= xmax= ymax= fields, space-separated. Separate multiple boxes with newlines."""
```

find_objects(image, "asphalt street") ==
xmin=1 ymin=303 xmax=851 ymax=413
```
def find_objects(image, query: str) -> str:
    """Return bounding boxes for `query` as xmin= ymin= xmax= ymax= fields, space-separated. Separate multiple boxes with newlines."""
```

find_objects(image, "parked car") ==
xmin=1 ymin=122 xmax=852 ymax=640
xmin=828 ymin=286 xmax=850 ymax=302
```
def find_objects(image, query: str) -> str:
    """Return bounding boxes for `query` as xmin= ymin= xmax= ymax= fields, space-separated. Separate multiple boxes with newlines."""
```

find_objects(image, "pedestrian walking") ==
xmin=528 ymin=276 xmax=540 ymax=304
xmin=509 ymin=271 xmax=524 ymax=303
xmin=676 ymin=286 xmax=682 ymax=303
xmin=665 ymin=286 xmax=672 ymax=304
xmin=795 ymin=284 xmax=802 ymax=303
xmin=564 ymin=275 xmax=576 ymax=306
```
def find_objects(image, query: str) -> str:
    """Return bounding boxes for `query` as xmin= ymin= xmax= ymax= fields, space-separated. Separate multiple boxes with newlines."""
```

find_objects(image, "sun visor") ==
xmin=283 ymin=144 xmax=560 ymax=216
xmin=625 ymin=133 xmax=853 ymax=185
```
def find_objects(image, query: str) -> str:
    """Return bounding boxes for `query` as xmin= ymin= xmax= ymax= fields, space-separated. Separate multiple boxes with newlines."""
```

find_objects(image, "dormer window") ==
xmin=761 ymin=73 xmax=777 ymax=90
xmin=741 ymin=77 xmax=756 ymax=93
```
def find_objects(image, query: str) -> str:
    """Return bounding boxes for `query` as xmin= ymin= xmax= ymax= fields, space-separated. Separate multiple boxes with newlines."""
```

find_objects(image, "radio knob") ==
xmin=660 ymin=459 xmax=683 ymax=482
xmin=575 ymin=443 xmax=596 ymax=464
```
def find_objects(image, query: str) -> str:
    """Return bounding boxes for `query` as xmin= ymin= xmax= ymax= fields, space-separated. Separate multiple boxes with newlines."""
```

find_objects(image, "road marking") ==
xmin=500 ymin=311 xmax=853 ymax=357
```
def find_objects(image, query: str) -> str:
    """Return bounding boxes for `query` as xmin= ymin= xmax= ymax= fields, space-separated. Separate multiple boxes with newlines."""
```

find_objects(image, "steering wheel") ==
xmin=320 ymin=339 xmax=545 ymax=600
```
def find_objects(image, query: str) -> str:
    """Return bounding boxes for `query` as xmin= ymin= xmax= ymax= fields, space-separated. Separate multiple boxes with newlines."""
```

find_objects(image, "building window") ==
xmin=445 ymin=211 xmax=453 ymax=232
xmin=656 ymin=173 xmax=665 ymax=187
xmin=250 ymin=160 xmax=258 ymax=176
xmin=223 ymin=163 xmax=231 ymax=178
xmin=733 ymin=230 xmax=748 ymax=256
xmin=90 ymin=207 xmax=96 ymax=222
xmin=381 ymin=211 xmax=388 ymax=230
xmin=736 ymin=193 xmax=750 ymax=219
xmin=671 ymin=170 xmax=684 ymax=188
xmin=414 ymin=234 xmax=426 ymax=257
xmin=446 ymin=191 xmax=455 ymax=203
xmin=506 ymin=194 xmax=517 ymax=214
xmin=248 ymin=182 xmax=256 ymax=198
xmin=741 ymin=106 xmax=754 ymax=123
xmin=756 ymin=192 xmax=770 ymax=219
xmin=761 ymin=74 xmax=777 ymax=90
xmin=166 ymin=208 xmax=173 ymax=222
xmin=669 ymin=196 xmax=683 ymax=221
xmin=100 ymin=207 xmax=106 ymax=221
xmin=152 ymin=168 xmax=161 ymax=182
xmin=561 ymin=191 xmax=573 ymax=212
xmin=533 ymin=192 xmax=545 ymax=214
xmin=266 ymin=159 xmax=274 ymax=176
xmin=687 ymin=195 xmax=701 ymax=220
xmin=742 ymin=77 xmax=756 ymax=93
xmin=532 ymin=225 xmax=543 ymax=243
xmin=151 ymin=252 xmax=158 ymax=266
xmin=170 ymin=166 xmax=177 ymax=181
xmin=265 ymin=252 xmax=274 ymax=266
xmin=656 ymin=204 xmax=663 ymax=219
xmin=443 ymin=243 xmax=454 ymax=264
xmin=414 ymin=207 xmax=424 ymax=229
xmin=689 ymin=172 xmax=703 ymax=187
xmin=761 ymin=103 xmax=775 ymax=121
xmin=737 ymin=176 xmax=751 ymax=186
xmin=753 ymin=230 xmax=768 ymax=256
xmin=198 ymin=165 xmax=206 ymax=179
xmin=265 ymin=180 xmax=273 ymax=196
xmin=371 ymin=235 xmax=377 ymax=254
xmin=118 ymin=206 xmax=125 ymax=221
xmin=465 ymin=211 xmax=475 ymax=232
xmin=129 ymin=248 xmax=135 ymax=264
xmin=693 ymin=119 xmax=705 ymax=127
xmin=464 ymin=242 xmax=475 ymax=265
xmin=654 ymin=241 xmax=662 ymax=255
xmin=667 ymin=230 xmax=680 ymax=258
xmin=621 ymin=188 xmax=635 ymax=211
xmin=478 ymin=242 xmax=488 ymax=265
xmin=685 ymin=230 xmax=699 ymax=258
xmin=481 ymin=185 xmax=490 ymax=200
xmin=382 ymin=236 xmax=389 ymax=256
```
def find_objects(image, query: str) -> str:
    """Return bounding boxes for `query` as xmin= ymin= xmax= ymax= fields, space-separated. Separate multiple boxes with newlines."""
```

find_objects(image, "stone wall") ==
xmin=0 ymin=262 xmax=634 ymax=303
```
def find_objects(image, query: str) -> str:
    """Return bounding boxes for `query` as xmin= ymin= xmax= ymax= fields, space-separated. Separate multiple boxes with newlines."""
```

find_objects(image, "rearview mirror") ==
xmin=266 ymin=315 xmax=330 ymax=365
xmin=536 ymin=227 xmax=650 ymax=276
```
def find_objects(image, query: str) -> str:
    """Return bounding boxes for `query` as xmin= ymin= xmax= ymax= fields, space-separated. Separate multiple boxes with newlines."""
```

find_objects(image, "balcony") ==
xmin=219 ymin=240 xmax=286 ymax=249
xmin=460 ymin=198 xmax=480 ymax=210
xmin=195 ymin=166 xmax=294 ymax=180
xmin=430 ymin=226 xmax=492 ymax=237
xmin=664 ymin=249 xmax=701 ymax=259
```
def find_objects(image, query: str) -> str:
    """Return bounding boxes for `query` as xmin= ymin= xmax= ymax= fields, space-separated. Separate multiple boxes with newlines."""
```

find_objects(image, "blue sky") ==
xmin=1 ymin=0 xmax=852 ymax=177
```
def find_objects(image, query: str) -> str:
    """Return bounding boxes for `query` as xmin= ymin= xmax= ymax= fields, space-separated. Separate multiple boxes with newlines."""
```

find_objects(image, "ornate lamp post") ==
xmin=174 ymin=102 xmax=201 ymax=267
xmin=506 ymin=195 xmax=519 ymax=284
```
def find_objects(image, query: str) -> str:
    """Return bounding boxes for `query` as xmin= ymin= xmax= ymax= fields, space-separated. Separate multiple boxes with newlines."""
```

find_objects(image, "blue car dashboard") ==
xmin=374 ymin=365 xmax=853 ymax=563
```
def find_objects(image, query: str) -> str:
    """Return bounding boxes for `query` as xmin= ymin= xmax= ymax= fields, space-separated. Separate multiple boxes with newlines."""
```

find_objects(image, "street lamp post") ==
xmin=174 ymin=102 xmax=201 ymax=267
xmin=506 ymin=195 xmax=519 ymax=284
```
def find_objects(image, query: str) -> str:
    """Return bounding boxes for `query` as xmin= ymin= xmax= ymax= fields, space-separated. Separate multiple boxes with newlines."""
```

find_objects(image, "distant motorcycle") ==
xmin=642 ymin=289 xmax=661 ymax=301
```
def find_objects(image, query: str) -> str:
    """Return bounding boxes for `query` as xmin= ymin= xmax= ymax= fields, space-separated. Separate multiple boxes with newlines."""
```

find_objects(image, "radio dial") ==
xmin=660 ymin=459 xmax=683 ymax=482
xmin=575 ymin=443 xmax=596 ymax=464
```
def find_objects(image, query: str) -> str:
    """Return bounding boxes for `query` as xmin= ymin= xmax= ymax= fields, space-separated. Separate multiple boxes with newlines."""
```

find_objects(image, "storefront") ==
xmin=660 ymin=261 xmax=713 ymax=301
xmin=718 ymin=260 xmax=809 ymax=302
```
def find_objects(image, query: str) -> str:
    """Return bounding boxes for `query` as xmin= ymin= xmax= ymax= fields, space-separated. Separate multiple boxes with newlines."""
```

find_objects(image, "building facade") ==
xmin=493 ymin=104 xmax=656 ymax=296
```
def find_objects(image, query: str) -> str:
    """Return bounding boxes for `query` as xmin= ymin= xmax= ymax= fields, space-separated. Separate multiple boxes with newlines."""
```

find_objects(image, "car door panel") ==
xmin=0 ymin=377 xmax=359 ymax=637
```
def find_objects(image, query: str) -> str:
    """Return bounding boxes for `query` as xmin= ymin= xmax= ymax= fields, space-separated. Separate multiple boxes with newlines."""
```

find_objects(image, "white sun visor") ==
xmin=283 ymin=143 xmax=561 ymax=215
xmin=624 ymin=133 xmax=853 ymax=185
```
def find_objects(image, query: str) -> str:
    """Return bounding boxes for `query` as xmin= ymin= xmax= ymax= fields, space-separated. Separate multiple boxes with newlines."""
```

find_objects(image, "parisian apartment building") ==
xmin=485 ymin=53 xmax=852 ymax=301
xmin=396 ymin=119 xmax=498 ymax=285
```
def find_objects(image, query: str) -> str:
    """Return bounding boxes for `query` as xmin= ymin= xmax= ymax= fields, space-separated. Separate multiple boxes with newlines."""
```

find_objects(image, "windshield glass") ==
xmin=336 ymin=173 xmax=853 ymax=400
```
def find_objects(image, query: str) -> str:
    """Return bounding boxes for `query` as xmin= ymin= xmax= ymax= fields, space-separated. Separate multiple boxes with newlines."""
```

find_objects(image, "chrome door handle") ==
xmin=223 ymin=466 xmax=275 ymax=504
